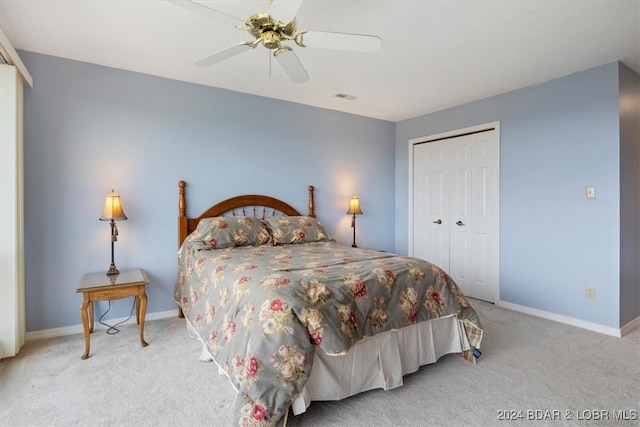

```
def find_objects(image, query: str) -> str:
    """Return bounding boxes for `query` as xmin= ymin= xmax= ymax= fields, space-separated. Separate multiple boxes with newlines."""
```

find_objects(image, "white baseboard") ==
xmin=496 ymin=300 xmax=640 ymax=338
xmin=25 ymin=309 xmax=179 ymax=341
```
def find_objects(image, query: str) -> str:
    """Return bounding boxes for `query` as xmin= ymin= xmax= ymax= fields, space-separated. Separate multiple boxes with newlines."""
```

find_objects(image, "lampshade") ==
xmin=99 ymin=190 xmax=127 ymax=221
xmin=347 ymin=195 xmax=363 ymax=215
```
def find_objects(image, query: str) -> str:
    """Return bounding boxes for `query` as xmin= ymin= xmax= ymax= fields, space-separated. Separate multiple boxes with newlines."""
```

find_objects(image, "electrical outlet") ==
xmin=585 ymin=286 xmax=596 ymax=299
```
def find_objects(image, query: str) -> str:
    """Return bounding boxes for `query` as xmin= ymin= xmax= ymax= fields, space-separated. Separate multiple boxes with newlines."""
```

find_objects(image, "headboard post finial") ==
xmin=179 ymin=181 xmax=186 ymax=217
xmin=308 ymin=185 xmax=315 ymax=218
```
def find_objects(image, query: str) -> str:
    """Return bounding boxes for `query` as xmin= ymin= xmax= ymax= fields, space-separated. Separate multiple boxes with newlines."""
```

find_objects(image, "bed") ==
xmin=173 ymin=181 xmax=483 ymax=426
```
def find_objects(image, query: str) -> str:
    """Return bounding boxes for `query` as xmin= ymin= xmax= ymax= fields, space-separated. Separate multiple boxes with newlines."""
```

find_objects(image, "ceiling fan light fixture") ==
xmin=261 ymin=31 xmax=282 ymax=49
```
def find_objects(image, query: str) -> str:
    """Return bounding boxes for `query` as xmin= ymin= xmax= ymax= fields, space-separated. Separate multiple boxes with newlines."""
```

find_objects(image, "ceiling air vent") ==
xmin=335 ymin=93 xmax=357 ymax=101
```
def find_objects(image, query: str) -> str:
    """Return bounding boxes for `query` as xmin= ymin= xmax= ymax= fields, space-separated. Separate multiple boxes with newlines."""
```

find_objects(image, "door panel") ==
xmin=475 ymin=167 xmax=487 ymax=216
xmin=413 ymin=141 xmax=449 ymax=271
xmin=413 ymin=148 xmax=430 ymax=263
xmin=471 ymin=232 xmax=494 ymax=302
xmin=469 ymin=131 xmax=499 ymax=301
xmin=449 ymin=136 xmax=473 ymax=294
xmin=450 ymin=228 xmax=470 ymax=294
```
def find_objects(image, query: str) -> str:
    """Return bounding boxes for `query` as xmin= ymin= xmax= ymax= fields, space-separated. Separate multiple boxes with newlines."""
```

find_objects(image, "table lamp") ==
xmin=99 ymin=189 xmax=127 ymax=276
xmin=347 ymin=195 xmax=363 ymax=248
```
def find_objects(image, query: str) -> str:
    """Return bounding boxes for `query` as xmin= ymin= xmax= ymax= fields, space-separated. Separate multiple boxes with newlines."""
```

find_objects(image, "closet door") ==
xmin=413 ymin=140 xmax=450 ymax=271
xmin=412 ymin=128 xmax=499 ymax=303
xmin=468 ymin=130 xmax=499 ymax=302
xmin=448 ymin=136 xmax=472 ymax=296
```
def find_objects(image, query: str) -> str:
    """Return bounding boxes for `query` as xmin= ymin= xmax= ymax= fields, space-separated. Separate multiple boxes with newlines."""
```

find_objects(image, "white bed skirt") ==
xmin=185 ymin=314 xmax=471 ymax=416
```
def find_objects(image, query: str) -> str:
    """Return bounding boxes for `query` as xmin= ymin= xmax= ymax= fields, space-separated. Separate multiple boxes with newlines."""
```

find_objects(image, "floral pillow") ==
xmin=265 ymin=216 xmax=331 ymax=245
xmin=191 ymin=216 xmax=271 ymax=249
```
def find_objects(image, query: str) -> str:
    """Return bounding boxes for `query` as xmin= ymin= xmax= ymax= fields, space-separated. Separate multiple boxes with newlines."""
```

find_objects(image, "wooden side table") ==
xmin=76 ymin=268 xmax=150 ymax=360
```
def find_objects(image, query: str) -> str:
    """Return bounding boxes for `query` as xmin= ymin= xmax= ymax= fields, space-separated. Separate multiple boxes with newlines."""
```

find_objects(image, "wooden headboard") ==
xmin=177 ymin=180 xmax=316 ymax=248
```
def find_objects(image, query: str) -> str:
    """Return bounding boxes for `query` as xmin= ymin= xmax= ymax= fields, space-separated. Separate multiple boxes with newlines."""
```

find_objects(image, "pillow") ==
xmin=265 ymin=216 xmax=331 ymax=245
xmin=191 ymin=216 xmax=271 ymax=249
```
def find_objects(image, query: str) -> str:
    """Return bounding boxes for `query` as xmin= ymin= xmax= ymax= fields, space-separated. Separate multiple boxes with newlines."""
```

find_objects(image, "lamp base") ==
xmin=106 ymin=264 xmax=120 ymax=276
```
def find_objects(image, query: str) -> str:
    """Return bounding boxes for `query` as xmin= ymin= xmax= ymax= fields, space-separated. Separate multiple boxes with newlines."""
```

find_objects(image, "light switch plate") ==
xmin=586 ymin=186 xmax=596 ymax=199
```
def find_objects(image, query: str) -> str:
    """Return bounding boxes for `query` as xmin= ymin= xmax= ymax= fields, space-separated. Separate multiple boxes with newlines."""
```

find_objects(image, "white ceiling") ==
xmin=1 ymin=0 xmax=638 ymax=122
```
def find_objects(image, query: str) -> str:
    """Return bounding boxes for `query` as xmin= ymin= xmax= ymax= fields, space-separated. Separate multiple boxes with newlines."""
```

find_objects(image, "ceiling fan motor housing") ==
xmin=246 ymin=12 xmax=298 ymax=50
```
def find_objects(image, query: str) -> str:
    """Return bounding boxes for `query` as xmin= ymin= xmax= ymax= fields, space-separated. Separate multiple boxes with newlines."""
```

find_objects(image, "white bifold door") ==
xmin=412 ymin=128 xmax=499 ymax=302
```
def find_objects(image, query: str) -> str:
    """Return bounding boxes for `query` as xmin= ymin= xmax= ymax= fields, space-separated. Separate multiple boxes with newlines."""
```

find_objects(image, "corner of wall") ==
xmin=618 ymin=62 xmax=640 ymax=326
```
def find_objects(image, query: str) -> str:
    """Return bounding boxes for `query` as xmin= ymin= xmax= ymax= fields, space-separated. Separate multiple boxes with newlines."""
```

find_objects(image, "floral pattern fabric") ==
xmin=174 ymin=240 xmax=483 ymax=426
xmin=190 ymin=216 xmax=272 ymax=249
xmin=264 ymin=216 xmax=331 ymax=245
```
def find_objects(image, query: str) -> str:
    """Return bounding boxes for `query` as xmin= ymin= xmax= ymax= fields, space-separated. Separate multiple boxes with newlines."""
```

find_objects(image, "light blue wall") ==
xmin=21 ymin=51 xmax=395 ymax=332
xmin=395 ymin=62 xmax=634 ymax=329
xmin=19 ymin=51 xmax=639 ymax=333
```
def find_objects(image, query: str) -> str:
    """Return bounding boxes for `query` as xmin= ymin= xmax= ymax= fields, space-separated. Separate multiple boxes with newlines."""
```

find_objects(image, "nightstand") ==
xmin=76 ymin=268 xmax=150 ymax=360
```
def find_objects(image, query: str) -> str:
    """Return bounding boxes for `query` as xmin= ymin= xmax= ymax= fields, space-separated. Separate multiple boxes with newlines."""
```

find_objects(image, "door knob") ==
xmin=432 ymin=219 xmax=442 ymax=224
xmin=456 ymin=220 xmax=465 ymax=226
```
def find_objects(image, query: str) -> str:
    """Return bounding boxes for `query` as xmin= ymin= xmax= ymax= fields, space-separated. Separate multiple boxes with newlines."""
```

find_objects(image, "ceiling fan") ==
xmin=168 ymin=0 xmax=382 ymax=83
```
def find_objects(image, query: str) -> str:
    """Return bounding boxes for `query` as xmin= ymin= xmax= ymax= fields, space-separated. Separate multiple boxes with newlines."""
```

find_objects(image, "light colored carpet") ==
xmin=1 ymin=299 xmax=638 ymax=427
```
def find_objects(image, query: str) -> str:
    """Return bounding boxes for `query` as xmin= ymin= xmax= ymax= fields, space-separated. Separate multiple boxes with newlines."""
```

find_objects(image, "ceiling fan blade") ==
xmin=195 ymin=42 xmax=255 ymax=66
xmin=268 ymin=0 xmax=304 ymax=23
xmin=274 ymin=48 xmax=309 ymax=83
xmin=167 ymin=0 xmax=245 ymax=27
xmin=301 ymin=30 xmax=382 ymax=52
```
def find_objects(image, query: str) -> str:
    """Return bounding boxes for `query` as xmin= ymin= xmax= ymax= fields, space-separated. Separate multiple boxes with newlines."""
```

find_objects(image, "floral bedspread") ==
xmin=173 ymin=240 xmax=483 ymax=426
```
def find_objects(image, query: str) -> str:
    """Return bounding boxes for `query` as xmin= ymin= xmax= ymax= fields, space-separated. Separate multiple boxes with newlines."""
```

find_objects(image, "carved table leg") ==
xmin=138 ymin=288 xmax=148 ymax=347
xmin=80 ymin=296 xmax=91 ymax=360
xmin=88 ymin=301 xmax=94 ymax=333
xmin=136 ymin=295 xmax=141 ymax=325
